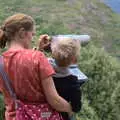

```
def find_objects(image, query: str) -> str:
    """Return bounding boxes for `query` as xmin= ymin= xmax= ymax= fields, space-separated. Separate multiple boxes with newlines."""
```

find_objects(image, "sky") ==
xmin=104 ymin=0 xmax=120 ymax=13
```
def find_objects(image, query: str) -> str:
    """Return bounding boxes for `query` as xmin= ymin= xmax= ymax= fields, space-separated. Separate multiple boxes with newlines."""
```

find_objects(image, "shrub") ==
xmin=0 ymin=95 xmax=5 ymax=120
xmin=78 ymin=43 xmax=120 ymax=120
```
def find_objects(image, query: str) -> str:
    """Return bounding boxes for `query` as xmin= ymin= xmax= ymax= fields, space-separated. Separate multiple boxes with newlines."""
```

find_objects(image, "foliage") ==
xmin=0 ymin=0 xmax=120 ymax=56
xmin=0 ymin=0 xmax=120 ymax=120
xmin=0 ymin=95 xmax=5 ymax=120
xmin=78 ymin=43 xmax=120 ymax=120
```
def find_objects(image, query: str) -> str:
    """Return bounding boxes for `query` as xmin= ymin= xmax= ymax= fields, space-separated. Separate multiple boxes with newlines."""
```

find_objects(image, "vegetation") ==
xmin=0 ymin=95 xmax=4 ymax=120
xmin=0 ymin=0 xmax=120 ymax=120
xmin=78 ymin=43 xmax=120 ymax=120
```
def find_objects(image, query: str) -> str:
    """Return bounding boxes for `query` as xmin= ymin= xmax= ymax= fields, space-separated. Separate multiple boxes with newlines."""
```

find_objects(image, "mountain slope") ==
xmin=0 ymin=0 xmax=120 ymax=57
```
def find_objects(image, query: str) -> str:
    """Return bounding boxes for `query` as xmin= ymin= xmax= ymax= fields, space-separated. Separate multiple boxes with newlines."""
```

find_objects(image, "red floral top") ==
xmin=0 ymin=49 xmax=55 ymax=120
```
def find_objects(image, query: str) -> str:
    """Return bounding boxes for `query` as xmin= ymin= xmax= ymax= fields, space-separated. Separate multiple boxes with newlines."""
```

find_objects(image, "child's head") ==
xmin=51 ymin=38 xmax=81 ymax=67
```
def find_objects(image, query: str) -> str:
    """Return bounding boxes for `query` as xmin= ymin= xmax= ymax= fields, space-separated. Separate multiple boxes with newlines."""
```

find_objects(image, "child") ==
xmin=48 ymin=37 xmax=88 ymax=120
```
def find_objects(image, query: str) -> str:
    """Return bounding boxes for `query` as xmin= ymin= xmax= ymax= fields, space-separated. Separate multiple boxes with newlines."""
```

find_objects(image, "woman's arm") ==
xmin=41 ymin=76 xmax=72 ymax=113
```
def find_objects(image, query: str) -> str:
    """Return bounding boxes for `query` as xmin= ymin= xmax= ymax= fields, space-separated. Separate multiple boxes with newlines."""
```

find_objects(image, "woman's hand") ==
xmin=38 ymin=34 xmax=51 ymax=51
xmin=41 ymin=76 xmax=73 ymax=113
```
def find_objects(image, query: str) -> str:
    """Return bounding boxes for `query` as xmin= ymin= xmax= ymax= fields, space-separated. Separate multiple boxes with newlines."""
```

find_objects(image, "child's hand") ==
xmin=38 ymin=34 xmax=51 ymax=51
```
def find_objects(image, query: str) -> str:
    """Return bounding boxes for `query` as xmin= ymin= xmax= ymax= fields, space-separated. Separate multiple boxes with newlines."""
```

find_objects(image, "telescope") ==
xmin=42 ymin=34 xmax=91 ymax=52
xmin=52 ymin=34 xmax=91 ymax=46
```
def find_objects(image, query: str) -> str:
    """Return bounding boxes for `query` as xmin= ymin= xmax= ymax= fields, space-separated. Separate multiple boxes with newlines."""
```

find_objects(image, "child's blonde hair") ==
xmin=51 ymin=38 xmax=81 ymax=67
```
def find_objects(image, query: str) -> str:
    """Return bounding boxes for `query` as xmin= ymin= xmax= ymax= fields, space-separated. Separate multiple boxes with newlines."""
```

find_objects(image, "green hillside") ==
xmin=0 ymin=0 xmax=120 ymax=57
xmin=0 ymin=0 xmax=120 ymax=120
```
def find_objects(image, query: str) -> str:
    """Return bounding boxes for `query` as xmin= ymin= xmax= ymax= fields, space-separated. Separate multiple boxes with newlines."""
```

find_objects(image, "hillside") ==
xmin=0 ymin=0 xmax=120 ymax=120
xmin=0 ymin=0 xmax=120 ymax=57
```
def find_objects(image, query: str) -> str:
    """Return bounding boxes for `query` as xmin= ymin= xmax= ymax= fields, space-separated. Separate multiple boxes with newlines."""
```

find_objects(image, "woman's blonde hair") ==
xmin=0 ymin=13 xmax=34 ymax=48
xmin=51 ymin=38 xmax=81 ymax=67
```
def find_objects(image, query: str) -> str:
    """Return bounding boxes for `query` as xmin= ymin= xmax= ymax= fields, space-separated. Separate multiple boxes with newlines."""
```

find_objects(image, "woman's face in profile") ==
xmin=23 ymin=26 xmax=36 ymax=48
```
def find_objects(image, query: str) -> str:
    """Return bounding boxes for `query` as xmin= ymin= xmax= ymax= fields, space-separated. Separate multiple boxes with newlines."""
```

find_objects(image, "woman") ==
xmin=0 ymin=13 xmax=72 ymax=120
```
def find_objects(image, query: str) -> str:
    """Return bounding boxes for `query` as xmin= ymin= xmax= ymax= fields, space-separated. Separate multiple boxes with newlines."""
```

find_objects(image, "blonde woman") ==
xmin=0 ymin=13 xmax=72 ymax=120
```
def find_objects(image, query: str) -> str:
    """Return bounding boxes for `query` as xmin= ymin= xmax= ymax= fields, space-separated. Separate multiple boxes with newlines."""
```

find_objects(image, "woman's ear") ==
xmin=18 ymin=28 xmax=26 ymax=39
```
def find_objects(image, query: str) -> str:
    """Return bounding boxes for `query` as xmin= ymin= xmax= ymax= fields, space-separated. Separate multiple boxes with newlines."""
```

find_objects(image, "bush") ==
xmin=78 ymin=43 xmax=120 ymax=120
xmin=0 ymin=95 xmax=5 ymax=120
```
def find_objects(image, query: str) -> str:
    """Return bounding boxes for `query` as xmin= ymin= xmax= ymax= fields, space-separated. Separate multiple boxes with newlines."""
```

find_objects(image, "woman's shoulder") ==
xmin=2 ymin=49 xmax=47 ymax=65
xmin=20 ymin=49 xmax=44 ymax=55
xmin=3 ymin=49 xmax=44 ymax=57
xmin=20 ymin=50 xmax=47 ymax=63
